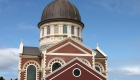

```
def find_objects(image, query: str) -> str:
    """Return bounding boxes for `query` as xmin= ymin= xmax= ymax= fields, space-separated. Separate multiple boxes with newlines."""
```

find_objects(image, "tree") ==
xmin=0 ymin=76 xmax=4 ymax=80
xmin=15 ymin=78 xmax=18 ymax=80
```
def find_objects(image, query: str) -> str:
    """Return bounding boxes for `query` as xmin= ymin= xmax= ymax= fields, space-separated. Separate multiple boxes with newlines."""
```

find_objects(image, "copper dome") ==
xmin=38 ymin=0 xmax=84 ymax=27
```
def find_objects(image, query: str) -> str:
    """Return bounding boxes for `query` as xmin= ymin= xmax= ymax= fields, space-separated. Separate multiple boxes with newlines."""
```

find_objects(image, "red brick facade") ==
xmin=19 ymin=38 xmax=107 ymax=80
xmin=46 ymin=59 xmax=106 ymax=80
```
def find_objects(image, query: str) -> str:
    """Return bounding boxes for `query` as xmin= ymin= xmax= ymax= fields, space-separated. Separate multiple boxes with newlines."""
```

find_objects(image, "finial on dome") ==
xmin=96 ymin=43 xmax=100 ymax=49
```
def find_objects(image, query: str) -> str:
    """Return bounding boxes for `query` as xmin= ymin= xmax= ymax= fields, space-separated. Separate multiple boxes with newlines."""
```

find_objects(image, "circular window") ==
xmin=73 ymin=68 xmax=81 ymax=77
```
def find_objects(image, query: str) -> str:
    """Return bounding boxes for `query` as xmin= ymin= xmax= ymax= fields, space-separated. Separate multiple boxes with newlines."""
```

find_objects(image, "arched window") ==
xmin=71 ymin=26 xmax=74 ymax=34
xmin=52 ymin=62 xmax=61 ymax=72
xmin=42 ymin=28 xmax=44 ymax=36
xmin=27 ymin=65 xmax=36 ymax=80
xmin=77 ymin=27 xmax=79 ymax=36
xmin=47 ymin=26 xmax=50 ymax=34
xmin=95 ymin=66 xmax=100 ymax=72
xmin=63 ymin=25 xmax=67 ymax=33
xmin=54 ymin=26 xmax=59 ymax=34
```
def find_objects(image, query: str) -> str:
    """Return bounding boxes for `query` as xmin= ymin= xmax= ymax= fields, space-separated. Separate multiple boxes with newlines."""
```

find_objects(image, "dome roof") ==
xmin=40 ymin=0 xmax=82 ymax=23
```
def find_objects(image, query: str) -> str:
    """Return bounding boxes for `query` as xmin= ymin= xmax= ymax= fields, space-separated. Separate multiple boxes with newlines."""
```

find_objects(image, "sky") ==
xmin=0 ymin=0 xmax=140 ymax=80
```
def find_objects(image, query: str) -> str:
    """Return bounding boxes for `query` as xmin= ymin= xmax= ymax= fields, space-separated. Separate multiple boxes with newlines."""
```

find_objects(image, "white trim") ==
xmin=80 ymin=58 xmax=91 ymax=67
xmin=44 ymin=51 xmax=47 ymax=79
xmin=105 ymin=60 xmax=108 ymax=78
xmin=72 ymin=68 xmax=81 ymax=77
xmin=45 ymin=57 xmax=106 ymax=79
xmin=26 ymin=65 xmax=37 ymax=80
xmin=20 ymin=55 xmax=39 ymax=58
xmin=95 ymin=62 xmax=104 ymax=73
xmin=46 ymin=53 xmax=92 ymax=56
xmin=18 ymin=57 xmax=21 ymax=80
xmin=49 ymin=63 xmax=102 ymax=80
xmin=47 ymin=42 xmax=92 ymax=55
xmin=45 ymin=37 xmax=93 ymax=53
xmin=19 ymin=41 xmax=23 ymax=54
xmin=92 ymin=50 xmax=96 ymax=68
xmin=47 ymin=58 xmax=66 ymax=73
xmin=96 ymin=45 xmax=107 ymax=57
xmin=22 ymin=60 xmax=41 ymax=80
xmin=39 ymin=22 xmax=83 ymax=47
xmin=71 ymin=37 xmax=92 ymax=50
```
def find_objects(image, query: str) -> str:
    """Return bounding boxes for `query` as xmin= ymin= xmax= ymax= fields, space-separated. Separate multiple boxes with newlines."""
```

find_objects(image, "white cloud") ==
xmin=109 ymin=65 xmax=140 ymax=76
xmin=86 ymin=0 xmax=140 ymax=15
xmin=17 ymin=22 xmax=36 ymax=30
xmin=0 ymin=47 xmax=19 ymax=69
xmin=120 ymin=66 xmax=140 ymax=75
xmin=0 ymin=47 xmax=19 ymax=79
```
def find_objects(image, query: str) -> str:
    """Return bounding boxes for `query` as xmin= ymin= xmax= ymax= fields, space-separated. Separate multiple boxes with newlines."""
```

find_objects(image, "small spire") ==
xmin=19 ymin=39 xmax=24 ymax=54
xmin=96 ymin=43 xmax=100 ymax=49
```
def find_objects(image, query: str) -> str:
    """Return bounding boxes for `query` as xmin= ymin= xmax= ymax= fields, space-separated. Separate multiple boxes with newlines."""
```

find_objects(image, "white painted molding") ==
xmin=46 ymin=53 xmax=92 ymax=56
xmin=72 ymin=68 xmax=81 ymax=77
xmin=96 ymin=44 xmax=107 ymax=57
xmin=45 ymin=37 xmax=93 ymax=54
xmin=45 ymin=57 xmax=106 ymax=79
xmin=47 ymin=57 xmax=66 ymax=73
xmin=80 ymin=58 xmax=91 ymax=67
xmin=22 ymin=60 xmax=41 ymax=80
xmin=18 ymin=57 xmax=21 ymax=80
xmin=48 ymin=42 xmax=91 ymax=55
xmin=95 ymin=62 xmax=105 ymax=73
xmin=39 ymin=21 xmax=83 ymax=46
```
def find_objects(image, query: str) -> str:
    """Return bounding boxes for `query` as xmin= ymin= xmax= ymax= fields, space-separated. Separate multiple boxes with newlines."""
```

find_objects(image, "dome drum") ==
xmin=39 ymin=21 xmax=83 ymax=46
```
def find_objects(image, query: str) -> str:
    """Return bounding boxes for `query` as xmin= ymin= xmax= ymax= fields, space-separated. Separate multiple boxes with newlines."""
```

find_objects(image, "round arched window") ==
xmin=27 ymin=65 xmax=36 ymax=80
xmin=73 ymin=68 xmax=81 ymax=77
xmin=52 ymin=62 xmax=61 ymax=72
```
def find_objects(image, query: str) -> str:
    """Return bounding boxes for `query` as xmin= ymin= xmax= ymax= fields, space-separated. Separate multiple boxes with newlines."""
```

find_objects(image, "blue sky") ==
xmin=0 ymin=0 xmax=140 ymax=80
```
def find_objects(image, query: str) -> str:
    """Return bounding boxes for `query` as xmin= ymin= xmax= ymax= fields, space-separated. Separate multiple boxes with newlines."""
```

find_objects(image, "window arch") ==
xmin=48 ymin=58 xmax=65 ymax=72
xmin=80 ymin=58 xmax=91 ymax=67
xmin=27 ymin=65 xmax=36 ymax=80
xmin=71 ymin=26 xmax=74 ymax=34
xmin=52 ymin=62 xmax=61 ymax=72
xmin=63 ymin=25 xmax=67 ymax=33
xmin=95 ymin=62 xmax=104 ymax=73
xmin=47 ymin=26 xmax=50 ymax=34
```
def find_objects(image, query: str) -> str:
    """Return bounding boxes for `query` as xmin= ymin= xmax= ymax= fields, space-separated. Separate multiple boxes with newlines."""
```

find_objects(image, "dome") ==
xmin=38 ymin=0 xmax=83 ymax=27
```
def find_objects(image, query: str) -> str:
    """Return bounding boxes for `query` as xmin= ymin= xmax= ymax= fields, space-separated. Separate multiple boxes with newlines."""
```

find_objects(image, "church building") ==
xmin=18 ymin=0 xmax=108 ymax=80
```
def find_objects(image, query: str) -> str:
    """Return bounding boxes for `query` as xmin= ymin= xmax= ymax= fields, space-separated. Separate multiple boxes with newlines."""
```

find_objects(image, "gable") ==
xmin=46 ymin=58 xmax=106 ymax=80
xmin=47 ymin=38 xmax=92 ymax=54
xmin=54 ymin=44 xmax=85 ymax=54
xmin=94 ymin=49 xmax=106 ymax=58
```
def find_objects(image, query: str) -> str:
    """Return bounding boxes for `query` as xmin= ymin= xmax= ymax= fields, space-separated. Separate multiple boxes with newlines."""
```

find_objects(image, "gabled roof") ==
xmin=46 ymin=58 xmax=106 ymax=80
xmin=94 ymin=49 xmax=106 ymax=58
xmin=22 ymin=46 xmax=41 ymax=56
xmin=94 ymin=44 xmax=107 ymax=58
xmin=46 ymin=37 xmax=93 ymax=55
